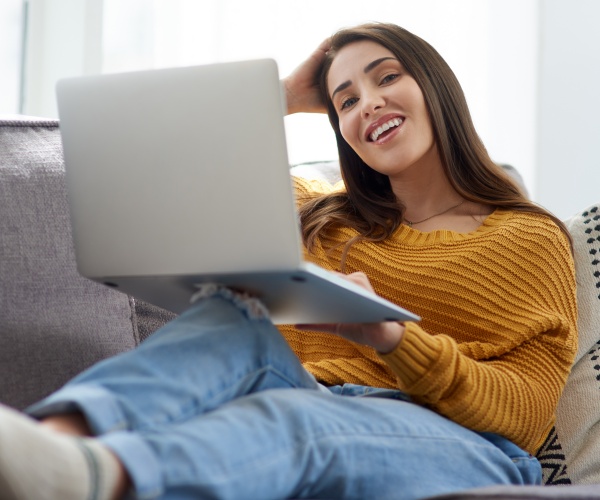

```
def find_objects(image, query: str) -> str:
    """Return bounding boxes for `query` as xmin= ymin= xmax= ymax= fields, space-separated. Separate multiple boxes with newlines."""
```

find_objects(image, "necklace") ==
xmin=404 ymin=199 xmax=465 ymax=227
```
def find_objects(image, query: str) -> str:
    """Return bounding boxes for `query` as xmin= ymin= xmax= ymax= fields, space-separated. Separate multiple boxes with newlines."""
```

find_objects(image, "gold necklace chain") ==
xmin=404 ymin=199 xmax=465 ymax=227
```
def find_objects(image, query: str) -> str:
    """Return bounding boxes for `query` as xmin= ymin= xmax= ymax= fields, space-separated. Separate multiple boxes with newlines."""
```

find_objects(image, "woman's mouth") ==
xmin=368 ymin=117 xmax=404 ymax=142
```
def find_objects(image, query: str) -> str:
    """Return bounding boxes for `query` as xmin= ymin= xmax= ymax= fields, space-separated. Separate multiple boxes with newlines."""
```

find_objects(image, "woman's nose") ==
xmin=361 ymin=90 xmax=385 ymax=116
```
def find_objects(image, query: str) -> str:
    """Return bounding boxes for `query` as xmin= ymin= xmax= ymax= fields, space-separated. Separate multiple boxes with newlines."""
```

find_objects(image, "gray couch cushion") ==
xmin=133 ymin=299 xmax=176 ymax=343
xmin=0 ymin=119 xmax=140 ymax=410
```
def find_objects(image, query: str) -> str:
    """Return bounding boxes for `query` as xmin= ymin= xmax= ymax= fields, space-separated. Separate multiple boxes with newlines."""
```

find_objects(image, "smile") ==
xmin=368 ymin=117 xmax=404 ymax=142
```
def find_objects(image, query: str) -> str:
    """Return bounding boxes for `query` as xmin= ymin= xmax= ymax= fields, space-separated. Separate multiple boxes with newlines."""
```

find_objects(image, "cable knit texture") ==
xmin=279 ymin=177 xmax=578 ymax=455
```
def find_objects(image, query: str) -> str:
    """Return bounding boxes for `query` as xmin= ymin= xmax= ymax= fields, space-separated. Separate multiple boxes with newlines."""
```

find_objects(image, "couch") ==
xmin=1 ymin=117 xmax=599 ymax=499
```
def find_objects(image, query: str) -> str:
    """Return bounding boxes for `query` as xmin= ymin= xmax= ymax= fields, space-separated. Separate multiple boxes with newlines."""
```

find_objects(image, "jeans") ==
xmin=27 ymin=290 xmax=541 ymax=500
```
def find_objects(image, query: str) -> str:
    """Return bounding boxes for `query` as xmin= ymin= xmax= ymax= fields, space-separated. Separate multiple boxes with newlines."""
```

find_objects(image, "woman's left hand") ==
xmin=282 ymin=37 xmax=331 ymax=115
xmin=295 ymin=272 xmax=406 ymax=354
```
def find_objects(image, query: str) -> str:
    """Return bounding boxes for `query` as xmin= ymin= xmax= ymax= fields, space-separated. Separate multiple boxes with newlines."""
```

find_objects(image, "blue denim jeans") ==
xmin=27 ymin=291 xmax=541 ymax=500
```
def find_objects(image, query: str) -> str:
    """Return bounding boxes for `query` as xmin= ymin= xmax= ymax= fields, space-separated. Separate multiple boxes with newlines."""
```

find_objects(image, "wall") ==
xmin=17 ymin=0 xmax=539 ymax=190
xmin=0 ymin=0 xmax=23 ymax=114
xmin=20 ymin=0 xmax=103 ymax=119
xmin=14 ymin=0 xmax=599 ymax=218
xmin=536 ymin=0 xmax=600 ymax=219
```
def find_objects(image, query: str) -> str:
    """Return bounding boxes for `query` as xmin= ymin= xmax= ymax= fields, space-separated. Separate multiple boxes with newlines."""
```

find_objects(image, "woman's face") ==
xmin=327 ymin=40 xmax=439 ymax=178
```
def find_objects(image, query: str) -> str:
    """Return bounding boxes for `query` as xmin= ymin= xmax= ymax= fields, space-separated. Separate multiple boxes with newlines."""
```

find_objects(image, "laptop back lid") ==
xmin=57 ymin=59 xmax=302 ymax=279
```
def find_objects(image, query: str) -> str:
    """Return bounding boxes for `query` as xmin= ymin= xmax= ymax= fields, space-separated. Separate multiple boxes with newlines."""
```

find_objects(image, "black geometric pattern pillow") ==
xmin=548 ymin=204 xmax=600 ymax=485
xmin=536 ymin=426 xmax=571 ymax=485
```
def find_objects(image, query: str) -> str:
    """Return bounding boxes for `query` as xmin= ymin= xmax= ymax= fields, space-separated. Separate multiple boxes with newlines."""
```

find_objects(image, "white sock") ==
xmin=0 ymin=404 xmax=121 ymax=500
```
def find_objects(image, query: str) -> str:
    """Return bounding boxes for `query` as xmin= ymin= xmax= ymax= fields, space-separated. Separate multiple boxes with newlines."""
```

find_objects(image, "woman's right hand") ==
xmin=282 ymin=38 xmax=331 ymax=115
xmin=294 ymin=272 xmax=406 ymax=354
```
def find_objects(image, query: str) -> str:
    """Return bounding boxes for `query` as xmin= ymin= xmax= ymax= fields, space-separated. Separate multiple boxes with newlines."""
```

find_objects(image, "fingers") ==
xmin=310 ymin=37 xmax=332 ymax=64
xmin=317 ymin=37 xmax=332 ymax=53
xmin=332 ymin=271 xmax=375 ymax=293
xmin=295 ymin=320 xmax=405 ymax=354
xmin=295 ymin=323 xmax=338 ymax=335
xmin=283 ymin=38 xmax=332 ymax=115
xmin=294 ymin=322 xmax=359 ymax=342
xmin=295 ymin=271 xmax=405 ymax=352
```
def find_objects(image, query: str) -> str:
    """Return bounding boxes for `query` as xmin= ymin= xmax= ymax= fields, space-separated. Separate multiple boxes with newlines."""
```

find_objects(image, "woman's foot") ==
xmin=0 ymin=404 xmax=123 ymax=499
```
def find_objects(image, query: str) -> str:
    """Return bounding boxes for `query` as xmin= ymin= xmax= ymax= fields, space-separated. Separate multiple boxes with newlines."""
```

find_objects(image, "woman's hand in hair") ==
xmin=295 ymin=271 xmax=406 ymax=354
xmin=282 ymin=38 xmax=331 ymax=115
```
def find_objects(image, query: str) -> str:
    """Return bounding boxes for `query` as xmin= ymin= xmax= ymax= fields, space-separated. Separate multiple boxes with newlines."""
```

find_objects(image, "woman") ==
xmin=0 ymin=22 xmax=577 ymax=500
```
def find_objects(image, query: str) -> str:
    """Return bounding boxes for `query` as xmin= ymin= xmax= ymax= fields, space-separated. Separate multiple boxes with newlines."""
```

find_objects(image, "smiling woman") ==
xmin=297 ymin=23 xmax=571 ymax=257
xmin=0 ymin=19 xmax=580 ymax=500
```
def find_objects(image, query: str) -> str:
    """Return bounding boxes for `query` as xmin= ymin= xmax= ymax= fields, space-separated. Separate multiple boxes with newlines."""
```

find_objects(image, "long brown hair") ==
xmin=298 ymin=22 xmax=572 ymax=261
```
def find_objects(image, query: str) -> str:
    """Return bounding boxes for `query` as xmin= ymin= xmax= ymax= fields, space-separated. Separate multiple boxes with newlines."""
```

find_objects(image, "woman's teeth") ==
xmin=370 ymin=117 xmax=403 ymax=142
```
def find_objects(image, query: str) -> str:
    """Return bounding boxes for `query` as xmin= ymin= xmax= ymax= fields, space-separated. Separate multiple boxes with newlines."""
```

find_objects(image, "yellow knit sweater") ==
xmin=279 ymin=177 xmax=578 ymax=454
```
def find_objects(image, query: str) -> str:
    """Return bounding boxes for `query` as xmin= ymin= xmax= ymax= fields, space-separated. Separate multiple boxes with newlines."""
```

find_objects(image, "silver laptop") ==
xmin=56 ymin=59 xmax=419 ymax=325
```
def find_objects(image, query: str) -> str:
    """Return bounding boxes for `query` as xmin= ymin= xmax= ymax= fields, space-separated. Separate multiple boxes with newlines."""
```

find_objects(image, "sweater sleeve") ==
xmin=379 ymin=226 xmax=578 ymax=454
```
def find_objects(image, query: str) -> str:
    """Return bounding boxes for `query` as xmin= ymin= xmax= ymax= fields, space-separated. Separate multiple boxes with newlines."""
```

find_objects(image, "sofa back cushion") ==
xmin=0 ymin=119 xmax=141 ymax=410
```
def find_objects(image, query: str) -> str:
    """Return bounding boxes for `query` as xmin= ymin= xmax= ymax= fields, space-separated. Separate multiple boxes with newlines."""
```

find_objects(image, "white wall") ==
xmin=0 ymin=0 xmax=24 ymax=114
xmin=20 ymin=0 xmax=103 ymax=119
xmin=21 ymin=0 xmax=539 ymax=189
xmin=536 ymin=0 xmax=600 ymax=219
xmin=15 ymin=0 xmax=599 ymax=218
xmin=483 ymin=1 xmax=539 ymax=197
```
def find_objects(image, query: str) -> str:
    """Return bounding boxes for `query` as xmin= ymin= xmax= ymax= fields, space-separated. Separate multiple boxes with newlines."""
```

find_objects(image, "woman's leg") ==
xmin=0 ymin=289 xmax=319 ymax=499
xmin=98 ymin=388 xmax=541 ymax=500
xmin=7 ymin=288 xmax=540 ymax=499
xmin=27 ymin=288 xmax=319 ymax=435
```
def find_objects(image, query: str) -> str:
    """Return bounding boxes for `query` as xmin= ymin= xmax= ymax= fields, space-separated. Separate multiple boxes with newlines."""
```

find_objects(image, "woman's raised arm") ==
xmin=282 ymin=38 xmax=331 ymax=115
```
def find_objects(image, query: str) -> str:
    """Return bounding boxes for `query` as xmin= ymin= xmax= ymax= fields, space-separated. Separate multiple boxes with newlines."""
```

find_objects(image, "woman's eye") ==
xmin=381 ymin=73 xmax=399 ymax=84
xmin=340 ymin=97 xmax=358 ymax=110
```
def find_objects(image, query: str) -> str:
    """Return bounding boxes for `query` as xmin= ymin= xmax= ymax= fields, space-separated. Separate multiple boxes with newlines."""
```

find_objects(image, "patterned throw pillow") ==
xmin=536 ymin=426 xmax=571 ymax=484
xmin=536 ymin=205 xmax=600 ymax=485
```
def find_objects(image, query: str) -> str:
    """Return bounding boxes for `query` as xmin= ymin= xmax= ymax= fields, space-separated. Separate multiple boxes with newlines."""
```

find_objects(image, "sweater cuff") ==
xmin=378 ymin=322 xmax=447 ymax=391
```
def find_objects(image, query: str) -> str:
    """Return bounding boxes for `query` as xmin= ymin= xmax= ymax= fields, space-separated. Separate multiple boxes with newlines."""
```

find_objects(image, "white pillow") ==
xmin=546 ymin=204 xmax=600 ymax=485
